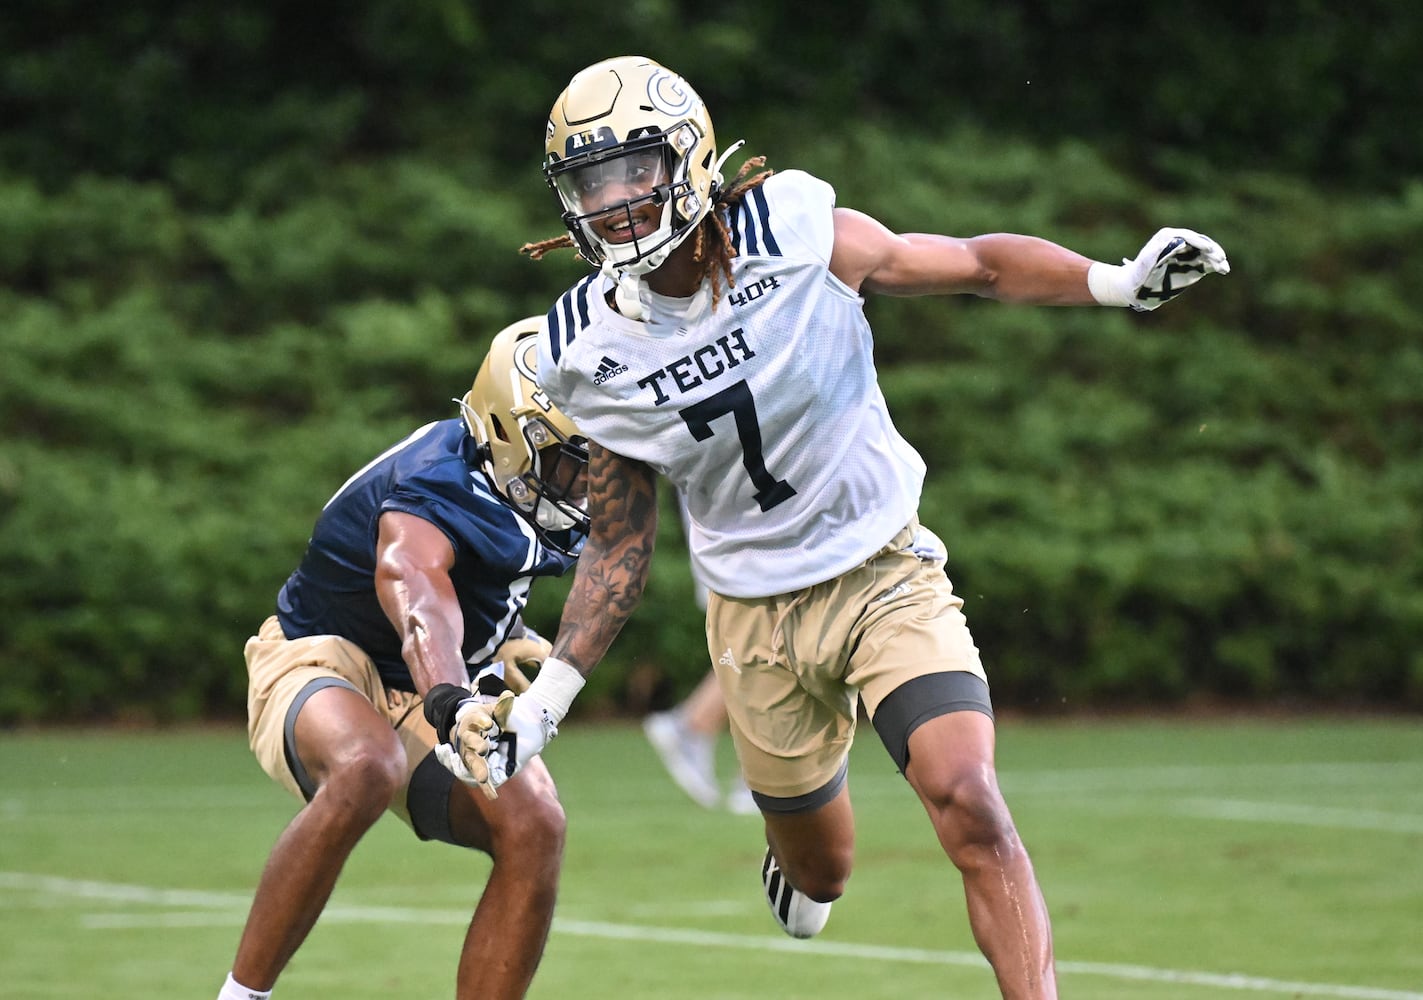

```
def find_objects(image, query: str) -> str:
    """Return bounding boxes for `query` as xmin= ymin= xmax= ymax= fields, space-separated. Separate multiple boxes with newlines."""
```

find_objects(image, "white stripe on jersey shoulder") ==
xmin=466 ymin=467 xmax=502 ymax=505
xmin=323 ymin=421 xmax=441 ymax=510
xmin=470 ymin=466 xmax=551 ymax=571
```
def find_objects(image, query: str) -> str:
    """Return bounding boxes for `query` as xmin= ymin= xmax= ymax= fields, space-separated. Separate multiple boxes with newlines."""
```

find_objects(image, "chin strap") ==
xmin=601 ymin=140 xmax=747 ymax=323
xmin=605 ymin=262 xmax=649 ymax=321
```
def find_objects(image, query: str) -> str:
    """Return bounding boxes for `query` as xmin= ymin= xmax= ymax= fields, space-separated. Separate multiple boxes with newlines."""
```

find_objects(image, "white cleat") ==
xmin=761 ymin=849 xmax=831 ymax=939
xmin=643 ymin=711 xmax=721 ymax=809
xmin=726 ymin=775 xmax=759 ymax=815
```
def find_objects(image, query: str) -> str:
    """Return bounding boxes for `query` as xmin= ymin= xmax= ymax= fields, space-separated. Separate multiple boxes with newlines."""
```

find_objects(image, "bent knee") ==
xmin=491 ymin=788 xmax=567 ymax=865
xmin=781 ymin=848 xmax=852 ymax=903
xmin=319 ymin=745 xmax=406 ymax=816
xmin=922 ymin=770 xmax=1019 ymax=846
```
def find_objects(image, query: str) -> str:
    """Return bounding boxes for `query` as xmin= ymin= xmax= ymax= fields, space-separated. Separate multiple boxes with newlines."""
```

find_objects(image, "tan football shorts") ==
xmin=705 ymin=518 xmax=988 ymax=800
xmin=245 ymin=615 xmax=436 ymax=829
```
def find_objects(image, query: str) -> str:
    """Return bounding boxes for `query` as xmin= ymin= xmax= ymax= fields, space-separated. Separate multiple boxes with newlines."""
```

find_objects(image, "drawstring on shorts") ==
xmin=768 ymin=589 xmax=810 ymax=668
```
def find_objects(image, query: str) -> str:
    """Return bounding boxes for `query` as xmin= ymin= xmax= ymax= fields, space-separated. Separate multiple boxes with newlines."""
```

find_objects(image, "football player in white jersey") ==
xmin=483 ymin=56 xmax=1229 ymax=998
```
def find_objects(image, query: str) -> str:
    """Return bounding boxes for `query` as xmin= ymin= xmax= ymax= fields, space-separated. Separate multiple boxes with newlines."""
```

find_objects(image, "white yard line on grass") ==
xmin=998 ymin=761 xmax=1423 ymax=795
xmin=1176 ymin=798 xmax=1423 ymax=834
xmin=3 ymin=872 xmax=1419 ymax=1000
xmin=0 ymin=788 xmax=282 ymax=815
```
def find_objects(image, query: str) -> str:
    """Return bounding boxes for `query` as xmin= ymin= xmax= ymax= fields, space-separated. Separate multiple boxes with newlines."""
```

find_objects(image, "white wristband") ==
xmin=523 ymin=656 xmax=586 ymax=724
xmin=1087 ymin=261 xmax=1132 ymax=307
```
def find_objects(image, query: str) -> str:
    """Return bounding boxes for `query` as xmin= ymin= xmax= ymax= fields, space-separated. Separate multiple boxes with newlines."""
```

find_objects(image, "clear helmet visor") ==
xmin=547 ymin=123 xmax=708 ymax=275
xmin=553 ymin=147 xmax=670 ymax=218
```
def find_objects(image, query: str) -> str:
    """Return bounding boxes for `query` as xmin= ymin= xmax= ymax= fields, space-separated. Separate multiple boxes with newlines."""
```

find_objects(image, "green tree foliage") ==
xmin=1 ymin=4 xmax=1419 ymax=721
xmin=3 ymin=2 xmax=1415 ymax=193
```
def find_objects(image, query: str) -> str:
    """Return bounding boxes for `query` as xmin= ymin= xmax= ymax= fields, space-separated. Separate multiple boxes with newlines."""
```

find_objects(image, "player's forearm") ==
xmin=379 ymin=568 xmax=468 ymax=695
xmin=521 ymin=530 xmax=650 ymax=734
xmin=961 ymin=233 xmax=1096 ymax=305
xmin=401 ymin=611 xmax=469 ymax=696
xmin=374 ymin=513 xmax=469 ymax=696
xmin=548 ymin=443 xmax=658 ymax=677
xmin=550 ymin=535 xmax=652 ymax=675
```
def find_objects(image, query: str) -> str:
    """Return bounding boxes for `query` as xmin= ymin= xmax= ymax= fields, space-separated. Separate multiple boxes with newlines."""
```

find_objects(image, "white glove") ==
xmin=477 ymin=693 xmax=561 ymax=793
xmin=907 ymin=524 xmax=948 ymax=567
xmin=1088 ymin=227 xmax=1230 ymax=311
xmin=435 ymin=692 xmax=513 ymax=800
xmin=475 ymin=656 xmax=586 ymax=794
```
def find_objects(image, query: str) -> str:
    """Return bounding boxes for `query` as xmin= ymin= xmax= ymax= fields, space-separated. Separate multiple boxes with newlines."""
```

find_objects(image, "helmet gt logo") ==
xmin=646 ymin=70 xmax=697 ymax=117
xmin=511 ymin=338 xmax=557 ymax=415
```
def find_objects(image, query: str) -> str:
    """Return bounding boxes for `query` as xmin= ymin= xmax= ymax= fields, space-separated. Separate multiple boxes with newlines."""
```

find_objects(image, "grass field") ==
xmin=2 ymin=715 xmax=1421 ymax=999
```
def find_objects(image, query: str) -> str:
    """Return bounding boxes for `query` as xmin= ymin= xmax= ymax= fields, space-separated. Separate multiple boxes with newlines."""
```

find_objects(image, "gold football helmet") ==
xmin=460 ymin=317 xmax=588 ymax=552
xmin=544 ymin=56 xmax=722 ymax=276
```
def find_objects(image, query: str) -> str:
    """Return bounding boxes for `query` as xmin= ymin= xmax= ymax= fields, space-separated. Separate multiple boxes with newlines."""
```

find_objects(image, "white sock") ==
xmin=218 ymin=972 xmax=272 ymax=1000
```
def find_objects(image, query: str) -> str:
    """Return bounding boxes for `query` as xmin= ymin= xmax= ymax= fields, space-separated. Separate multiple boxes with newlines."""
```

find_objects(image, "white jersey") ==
xmin=537 ymin=170 xmax=925 ymax=598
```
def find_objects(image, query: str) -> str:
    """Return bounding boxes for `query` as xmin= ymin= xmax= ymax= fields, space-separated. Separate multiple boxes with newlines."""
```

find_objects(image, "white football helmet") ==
xmin=544 ymin=56 xmax=722 ymax=276
xmin=460 ymin=318 xmax=588 ymax=552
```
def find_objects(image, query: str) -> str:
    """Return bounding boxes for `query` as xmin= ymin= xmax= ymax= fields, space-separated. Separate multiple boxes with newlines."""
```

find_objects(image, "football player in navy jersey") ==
xmin=215 ymin=318 xmax=588 ymax=1000
xmin=499 ymin=57 xmax=1230 ymax=999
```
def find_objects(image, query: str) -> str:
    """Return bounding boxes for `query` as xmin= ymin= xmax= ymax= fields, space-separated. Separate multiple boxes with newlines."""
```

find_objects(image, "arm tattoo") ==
xmin=552 ymin=442 xmax=658 ymax=675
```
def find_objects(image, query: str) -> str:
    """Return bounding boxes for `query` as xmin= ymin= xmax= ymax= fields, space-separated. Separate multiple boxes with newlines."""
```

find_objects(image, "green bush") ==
xmin=1 ymin=11 xmax=1420 ymax=719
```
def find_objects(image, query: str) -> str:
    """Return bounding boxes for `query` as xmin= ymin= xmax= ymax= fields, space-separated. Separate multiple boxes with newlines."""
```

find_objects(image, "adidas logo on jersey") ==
xmin=593 ymin=356 xmax=629 ymax=385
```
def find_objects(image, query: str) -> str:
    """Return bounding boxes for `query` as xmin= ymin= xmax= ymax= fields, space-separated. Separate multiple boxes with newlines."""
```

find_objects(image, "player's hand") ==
xmin=466 ymin=655 xmax=586 ymax=793
xmin=1090 ymin=227 xmax=1230 ymax=311
xmin=475 ymin=691 xmax=561 ymax=795
xmin=424 ymin=683 xmax=513 ymax=800
xmin=492 ymin=626 xmax=551 ymax=694
xmin=454 ymin=690 xmax=521 ymax=799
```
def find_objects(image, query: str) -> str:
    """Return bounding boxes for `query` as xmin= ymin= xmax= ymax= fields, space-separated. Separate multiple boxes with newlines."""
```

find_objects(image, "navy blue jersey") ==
xmin=276 ymin=418 xmax=581 ymax=691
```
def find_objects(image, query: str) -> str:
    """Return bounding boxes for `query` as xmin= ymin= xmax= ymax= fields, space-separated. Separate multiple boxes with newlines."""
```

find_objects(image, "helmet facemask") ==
xmin=503 ymin=419 xmax=590 ymax=536
xmin=460 ymin=319 xmax=590 ymax=554
xmin=547 ymin=121 xmax=710 ymax=276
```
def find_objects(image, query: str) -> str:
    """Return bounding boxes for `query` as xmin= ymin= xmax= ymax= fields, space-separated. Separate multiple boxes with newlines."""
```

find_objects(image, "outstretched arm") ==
xmin=830 ymin=207 xmax=1096 ymax=303
xmin=830 ymin=207 xmax=1228 ymax=309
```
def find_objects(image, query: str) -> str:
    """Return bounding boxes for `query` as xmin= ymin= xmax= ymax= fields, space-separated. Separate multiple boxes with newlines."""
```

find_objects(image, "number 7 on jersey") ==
xmin=679 ymin=380 xmax=797 ymax=512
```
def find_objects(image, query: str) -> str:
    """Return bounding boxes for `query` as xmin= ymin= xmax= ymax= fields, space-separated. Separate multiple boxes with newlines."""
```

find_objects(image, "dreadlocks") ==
xmin=520 ymin=156 xmax=775 ymax=313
